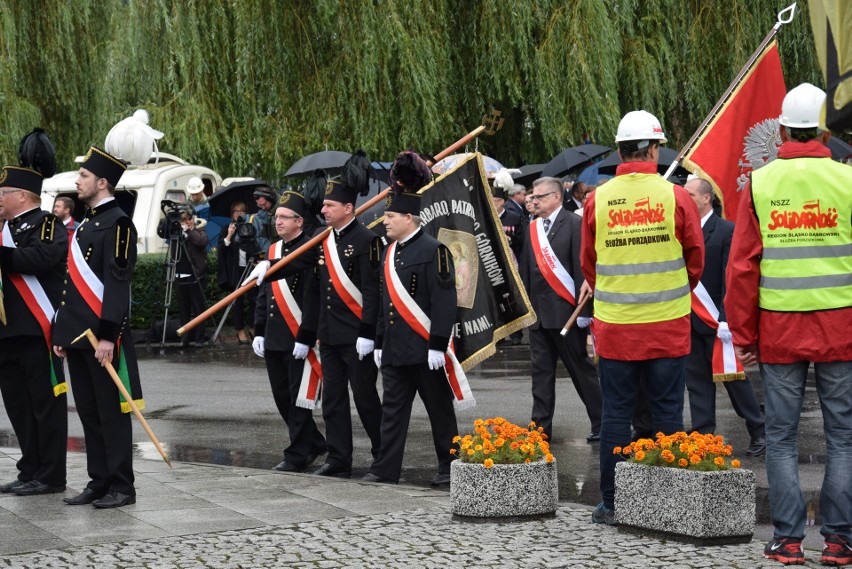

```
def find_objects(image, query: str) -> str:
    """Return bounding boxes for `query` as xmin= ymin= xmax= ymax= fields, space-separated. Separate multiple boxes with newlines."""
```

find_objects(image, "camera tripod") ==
xmin=209 ymin=258 xmax=258 ymax=345
xmin=159 ymin=233 xmax=217 ymax=352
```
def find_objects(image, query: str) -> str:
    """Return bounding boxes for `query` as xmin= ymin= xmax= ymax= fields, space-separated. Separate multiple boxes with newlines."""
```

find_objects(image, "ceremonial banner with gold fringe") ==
xmin=370 ymin=153 xmax=536 ymax=371
xmin=681 ymin=40 xmax=787 ymax=220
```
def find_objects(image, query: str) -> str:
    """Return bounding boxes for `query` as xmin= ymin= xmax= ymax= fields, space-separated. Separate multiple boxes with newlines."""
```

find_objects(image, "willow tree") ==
xmin=0 ymin=0 xmax=823 ymax=179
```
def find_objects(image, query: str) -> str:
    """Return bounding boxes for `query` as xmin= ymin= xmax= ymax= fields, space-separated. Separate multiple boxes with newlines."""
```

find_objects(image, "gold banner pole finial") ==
xmin=71 ymin=329 xmax=172 ymax=468
xmin=481 ymin=109 xmax=504 ymax=136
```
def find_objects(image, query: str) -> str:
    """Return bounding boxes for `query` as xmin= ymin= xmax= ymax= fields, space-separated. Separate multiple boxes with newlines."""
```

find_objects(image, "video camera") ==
xmin=160 ymin=199 xmax=195 ymax=240
xmin=232 ymin=214 xmax=261 ymax=258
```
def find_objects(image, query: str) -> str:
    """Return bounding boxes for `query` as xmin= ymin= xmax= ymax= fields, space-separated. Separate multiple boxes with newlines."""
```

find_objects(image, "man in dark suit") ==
xmin=684 ymin=177 xmax=765 ymax=455
xmin=563 ymin=181 xmax=586 ymax=213
xmin=520 ymin=176 xmax=602 ymax=442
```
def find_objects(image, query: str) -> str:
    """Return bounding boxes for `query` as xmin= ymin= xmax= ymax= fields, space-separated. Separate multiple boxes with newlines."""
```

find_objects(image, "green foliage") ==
xmin=0 ymin=1 xmax=825 ymax=177
xmin=131 ymin=252 xmax=224 ymax=330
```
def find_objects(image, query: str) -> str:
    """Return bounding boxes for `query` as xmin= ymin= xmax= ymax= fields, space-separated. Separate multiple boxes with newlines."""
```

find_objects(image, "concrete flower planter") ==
xmin=615 ymin=462 xmax=755 ymax=544
xmin=450 ymin=459 xmax=558 ymax=518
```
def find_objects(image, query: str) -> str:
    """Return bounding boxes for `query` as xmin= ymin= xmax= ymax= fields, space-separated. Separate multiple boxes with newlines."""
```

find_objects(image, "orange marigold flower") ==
xmin=545 ymin=453 xmax=554 ymax=463
xmin=467 ymin=449 xmax=475 ymax=456
xmin=483 ymin=458 xmax=494 ymax=468
xmin=494 ymin=438 xmax=505 ymax=447
xmin=613 ymin=447 xmax=622 ymax=455
xmin=510 ymin=442 xmax=519 ymax=450
xmin=452 ymin=435 xmax=461 ymax=443
xmin=731 ymin=459 xmax=741 ymax=468
xmin=678 ymin=458 xmax=688 ymax=467
xmin=635 ymin=450 xmax=646 ymax=461
xmin=714 ymin=457 xmax=725 ymax=466
xmin=689 ymin=454 xmax=701 ymax=464
xmin=474 ymin=445 xmax=482 ymax=451
xmin=450 ymin=448 xmax=457 ymax=455
xmin=524 ymin=458 xmax=531 ymax=463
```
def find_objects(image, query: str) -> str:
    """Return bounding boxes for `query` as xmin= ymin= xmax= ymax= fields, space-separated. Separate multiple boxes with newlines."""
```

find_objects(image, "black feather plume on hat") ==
xmin=18 ymin=128 xmax=56 ymax=178
xmin=340 ymin=149 xmax=373 ymax=197
xmin=389 ymin=151 xmax=432 ymax=192
xmin=303 ymin=169 xmax=327 ymax=217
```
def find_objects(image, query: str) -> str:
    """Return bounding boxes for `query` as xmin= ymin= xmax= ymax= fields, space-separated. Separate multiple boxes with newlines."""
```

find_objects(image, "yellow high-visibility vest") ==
xmin=752 ymin=156 xmax=852 ymax=311
xmin=593 ymin=173 xmax=690 ymax=324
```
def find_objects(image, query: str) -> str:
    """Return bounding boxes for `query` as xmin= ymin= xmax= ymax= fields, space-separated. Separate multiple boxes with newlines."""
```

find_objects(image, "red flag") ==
xmin=682 ymin=40 xmax=787 ymax=220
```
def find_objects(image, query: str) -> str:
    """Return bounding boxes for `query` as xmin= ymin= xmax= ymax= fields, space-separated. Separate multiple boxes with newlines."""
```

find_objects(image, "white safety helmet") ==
xmin=186 ymin=176 xmax=205 ymax=194
xmin=778 ymin=83 xmax=825 ymax=129
xmin=614 ymin=110 xmax=668 ymax=144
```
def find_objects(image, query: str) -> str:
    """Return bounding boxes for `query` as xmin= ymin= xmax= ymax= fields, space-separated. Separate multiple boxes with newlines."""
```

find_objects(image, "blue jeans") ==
xmin=598 ymin=356 xmax=685 ymax=509
xmin=761 ymin=361 xmax=852 ymax=540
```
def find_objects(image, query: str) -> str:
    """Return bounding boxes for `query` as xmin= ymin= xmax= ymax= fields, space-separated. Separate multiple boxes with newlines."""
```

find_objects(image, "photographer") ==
xmin=159 ymin=203 xmax=209 ymax=347
xmin=217 ymin=201 xmax=254 ymax=344
xmin=250 ymin=186 xmax=278 ymax=254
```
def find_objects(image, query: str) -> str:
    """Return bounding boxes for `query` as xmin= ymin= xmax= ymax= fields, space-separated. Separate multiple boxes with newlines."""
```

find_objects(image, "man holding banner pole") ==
xmin=520 ymin=176 xmax=602 ymax=444
xmin=363 ymin=152 xmax=463 ymax=486
xmin=251 ymin=191 xmax=327 ymax=473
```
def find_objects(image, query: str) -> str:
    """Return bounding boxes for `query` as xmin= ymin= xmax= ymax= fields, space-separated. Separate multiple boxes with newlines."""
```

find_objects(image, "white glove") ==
xmin=576 ymin=316 xmax=592 ymax=329
xmin=292 ymin=342 xmax=309 ymax=360
xmin=428 ymin=349 xmax=445 ymax=370
xmin=355 ymin=337 xmax=375 ymax=360
xmin=242 ymin=260 xmax=271 ymax=286
xmin=717 ymin=321 xmax=733 ymax=343
xmin=252 ymin=336 xmax=265 ymax=358
xmin=374 ymin=349 xmax=383 ymax=368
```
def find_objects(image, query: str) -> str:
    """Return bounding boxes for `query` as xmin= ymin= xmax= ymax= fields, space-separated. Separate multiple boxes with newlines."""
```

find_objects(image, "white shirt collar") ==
xmin=545 ymin=206 xmax=562 ymax=224
xmin=399 ymin=227 xmax=421 ymax=244
xmin=93 ymin=197 xmax=115 ymax=208
xmin=700 ymin=210 xmax=713 ymax=228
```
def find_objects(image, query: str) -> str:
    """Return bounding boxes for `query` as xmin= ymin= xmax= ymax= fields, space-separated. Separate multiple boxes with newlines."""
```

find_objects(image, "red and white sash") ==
xmin=67 ymin=225 xmax=104 ymax=316
xmin=267 ymin=241 xmax=323 ymax=409
xmin=384 ymin=241 xmax=475 ymax=410
xmin=323 ymin=231 xmax=363 ymax=319
xmin=691 ymin=282 xmax=745 ymax=382
xmin=1 ymin=223 xmax=67 ymax=396
xmin=530 ymin=218 xmax=576 ymax=305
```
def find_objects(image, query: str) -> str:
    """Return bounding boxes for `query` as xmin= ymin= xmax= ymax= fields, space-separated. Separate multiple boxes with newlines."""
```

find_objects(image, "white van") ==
xmin=40 ymin=153 xmax=222 ymax=254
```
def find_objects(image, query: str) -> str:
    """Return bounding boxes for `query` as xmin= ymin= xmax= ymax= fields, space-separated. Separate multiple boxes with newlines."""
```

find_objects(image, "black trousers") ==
xmin=529 ymin=326 xmax=602 ymax=440
xmin=264 ymin=349 xmax=326 ymax=467
xmin=0 ymin=336 xmax=67 ymax=486
xmin=370 ymin=363 xmax=458 ymax=482
xmin=66 ymin=348 xmax=135 ymax=496
xmin=177 ymin=276 xmax=207 ymax=343
xmin=318 ymin=343 xmax=382 ymax=469
xmin=685 ymin=332 xmax=765 ymax=437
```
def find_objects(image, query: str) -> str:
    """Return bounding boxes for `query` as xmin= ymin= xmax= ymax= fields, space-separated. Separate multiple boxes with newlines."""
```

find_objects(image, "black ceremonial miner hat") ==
xmin=80 ymin=146 xmax=127 ymax=187
xmin=324 ymin=178 xmax=358 ymax=205
xmin=385 ymin=190 xmax=421 ymax=216
xmin=0 ymin=166 xmax=44 ymax=195
xmin=276 ymin=191 xmax=308 ymax=217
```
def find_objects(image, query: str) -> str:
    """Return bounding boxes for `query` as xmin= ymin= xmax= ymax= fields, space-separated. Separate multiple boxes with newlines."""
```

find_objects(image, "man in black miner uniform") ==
xmin=247 ymin=153 xmax=383 ymax=477
xmin=252 ymin=191 xmax=326 ymax=472
xmin=683 ymin=177 xmax=765 ymax=455
xmin=363 ymin=152 xmax=459 ymax=486
xmin=0 ymin=155 xmax=69 ymax=496
xmin=520 ymin=176 xmax=602 ymax=443
xmin=53 ymin=146 xmax=144 ymax=509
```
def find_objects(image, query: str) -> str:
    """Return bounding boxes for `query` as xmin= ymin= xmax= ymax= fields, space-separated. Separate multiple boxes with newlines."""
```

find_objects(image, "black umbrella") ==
xmin=511 ymin=163 xmax=546 ymax=187
xmin=207 ymin=179 xmax=269 ymax=218
xmin=284 ymin=150 xmax=352 ymax=177
xmin=828 ymin=136 xmax=851 ymax=160
xmin=596 ymin=147 xmax=690 ymax=180
xmin=542 ymin=144 xmax=612 ymax=178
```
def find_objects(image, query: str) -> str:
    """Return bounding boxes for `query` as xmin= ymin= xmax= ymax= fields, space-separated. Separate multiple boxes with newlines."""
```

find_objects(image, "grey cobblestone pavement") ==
xmin=0 ymin=448 xmax=808 ymax=569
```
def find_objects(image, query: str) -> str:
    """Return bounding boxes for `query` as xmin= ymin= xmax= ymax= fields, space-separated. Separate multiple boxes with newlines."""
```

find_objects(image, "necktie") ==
xmin=543 ymin=218 xmax=551 ymax=232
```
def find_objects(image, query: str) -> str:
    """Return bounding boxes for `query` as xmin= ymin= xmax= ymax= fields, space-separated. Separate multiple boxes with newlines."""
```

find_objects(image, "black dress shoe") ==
xmin=13 ymin=480 xmax=66 ymax=496
xmin=92 ymin=491 xmax=136 ymax=509
xmin=586 ymin=432 xmax=601 ymax=443
xmin=63 ymin=488 xmax=104 ymax=505
xmin=430 ymin=472 xmax=451 ymax=486
xmin=272 ymin=460 xmax=304 ymax=473
xmin=746 ymin=436 xmax=766 ymax=457
xmin=0 ymin=480 xmax=27 ymax=493
xmin=361 ymin=472 xmax=397 ymax=485
xmin=311 ymin=463 xmax=351 ymax=478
